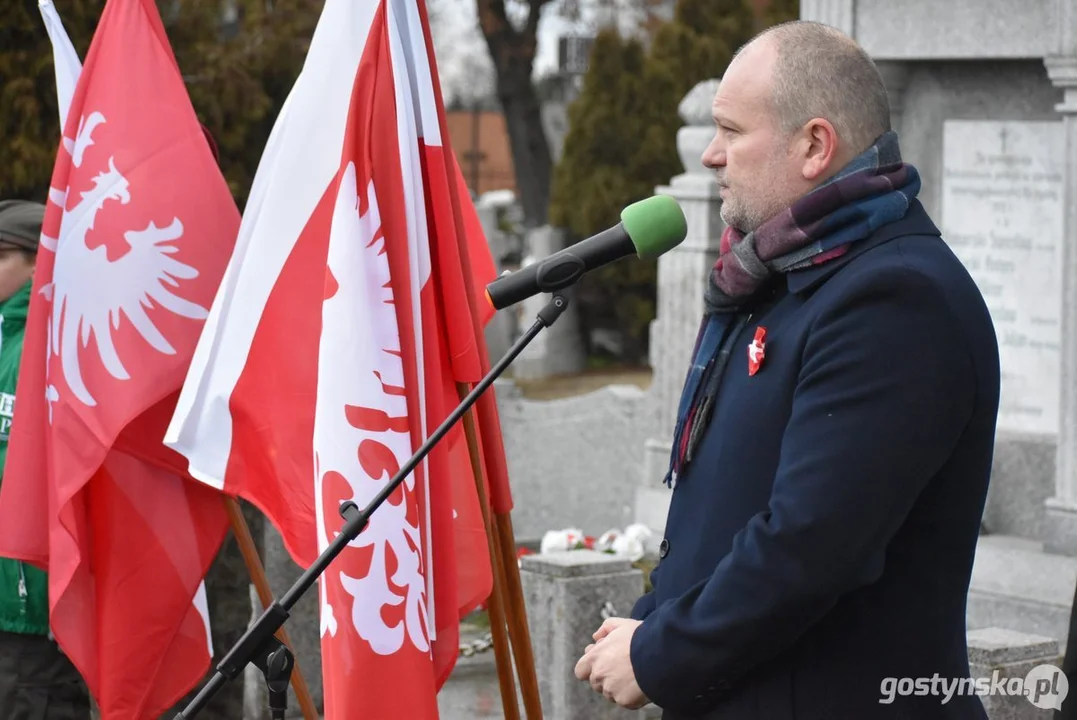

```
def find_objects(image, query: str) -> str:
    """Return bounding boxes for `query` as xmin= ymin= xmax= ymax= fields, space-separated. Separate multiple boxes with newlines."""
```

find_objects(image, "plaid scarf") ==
xmin=665 ymin=131 xmax=921 ymax=487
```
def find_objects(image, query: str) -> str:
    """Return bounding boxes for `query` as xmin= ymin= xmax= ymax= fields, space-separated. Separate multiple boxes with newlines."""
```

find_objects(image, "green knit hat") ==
xmin=0 ymin=200 xmax=45 ymax=253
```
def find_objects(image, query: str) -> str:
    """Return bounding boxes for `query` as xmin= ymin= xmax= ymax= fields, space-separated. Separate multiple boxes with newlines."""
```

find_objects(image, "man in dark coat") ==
xmin=574 ymin=20 xmax=1001 ymax=720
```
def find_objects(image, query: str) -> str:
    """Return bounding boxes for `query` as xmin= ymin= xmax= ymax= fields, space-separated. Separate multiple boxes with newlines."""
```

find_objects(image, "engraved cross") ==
xmin=999 ymin=126 xmax=1010 ymax=153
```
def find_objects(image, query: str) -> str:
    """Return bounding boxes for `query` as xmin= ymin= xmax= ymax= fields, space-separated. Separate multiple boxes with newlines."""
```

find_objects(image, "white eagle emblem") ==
xmin=313 ymin=162 xmax=430 ymax=656
xmin=42 ymin=111 xmax=209 ymax=414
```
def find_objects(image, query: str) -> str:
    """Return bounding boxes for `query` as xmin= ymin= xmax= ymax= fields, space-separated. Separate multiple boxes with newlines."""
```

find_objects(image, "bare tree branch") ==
xmin=473 ymin=0 xmax=554 ymax=225
xmin=525 ymin=0 xmax=554 ymax=39
xmin=476 ymin=0 xmax=514 ymax=49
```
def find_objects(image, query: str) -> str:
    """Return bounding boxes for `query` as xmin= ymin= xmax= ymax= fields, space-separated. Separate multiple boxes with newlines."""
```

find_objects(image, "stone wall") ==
xmin=495 ymin=379 xmax=650 ymax=543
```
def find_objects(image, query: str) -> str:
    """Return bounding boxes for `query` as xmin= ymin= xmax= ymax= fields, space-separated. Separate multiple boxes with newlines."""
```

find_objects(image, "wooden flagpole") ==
xmin=492 ymin=510 xmax=541 ymax=718
xmin=221 ymin=497 xmax=319 ymax=720
xmin=456 ymin=383 xmax=542 ymax=720
xmin=456 ymin=384 xmax=522 ymax=720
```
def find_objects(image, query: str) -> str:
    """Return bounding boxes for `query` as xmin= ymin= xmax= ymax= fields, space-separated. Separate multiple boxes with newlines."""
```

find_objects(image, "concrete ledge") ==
xmin=809 ymin=0 xmax=1063 ymax=60
xmin=966 ymin=627 xmax=1064 ymax=720
xmin=967 ymin=627 xmax=1060 ymax=666
xmin=968 ymin=535 xmax=1077 ymax=649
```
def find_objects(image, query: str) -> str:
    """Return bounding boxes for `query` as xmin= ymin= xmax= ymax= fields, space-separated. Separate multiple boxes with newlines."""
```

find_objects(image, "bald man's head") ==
xmin=740 ymin=21 xmax=891 ymax=155
xmin=702 ymin=21 xmax=894 ymax=232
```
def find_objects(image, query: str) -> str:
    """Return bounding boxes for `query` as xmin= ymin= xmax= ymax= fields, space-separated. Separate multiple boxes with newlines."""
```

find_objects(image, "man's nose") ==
xmin=701 ymin=131 xmax=726 ymax=169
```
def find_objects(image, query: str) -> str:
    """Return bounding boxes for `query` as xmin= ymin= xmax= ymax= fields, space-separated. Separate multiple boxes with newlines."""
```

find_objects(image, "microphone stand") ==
xmin=176 ymin=292 xmax=570 ymax=720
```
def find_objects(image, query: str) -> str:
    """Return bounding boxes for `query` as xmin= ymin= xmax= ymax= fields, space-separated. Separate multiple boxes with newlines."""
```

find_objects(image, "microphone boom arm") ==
xmin=485 ymin=225 xmax=636 ymax=309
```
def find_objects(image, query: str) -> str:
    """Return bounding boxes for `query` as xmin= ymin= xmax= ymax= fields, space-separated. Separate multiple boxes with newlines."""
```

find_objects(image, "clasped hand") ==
xmin=573 ymin=617 xmax=648 ymax=709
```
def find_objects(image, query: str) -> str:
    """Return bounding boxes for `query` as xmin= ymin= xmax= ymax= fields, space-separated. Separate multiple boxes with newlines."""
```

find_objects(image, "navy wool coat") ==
xmin=629 ymin=200 xmax=1000 ymax=720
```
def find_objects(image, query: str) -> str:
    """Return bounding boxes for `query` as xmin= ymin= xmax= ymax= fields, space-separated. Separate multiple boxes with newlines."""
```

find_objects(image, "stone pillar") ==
xmin=475 ymin=202 xmax=505 ymax=262
xmin=1042 ymin=56 xmax=1077 ymax=554
xmin=511 ymin=225 xmax=587 ymax=381
xmin=485 ymin=300 xmax=516 ymax=366
xmin=965 ymin=628 xmax=1064 ymax=718
xmin=519 ymin=551 xmax=645 ymax=720
xmin=475 ymin=200 xmax=518 ymax=364
xmin=636 ymin=79 xmax=725 ymax=540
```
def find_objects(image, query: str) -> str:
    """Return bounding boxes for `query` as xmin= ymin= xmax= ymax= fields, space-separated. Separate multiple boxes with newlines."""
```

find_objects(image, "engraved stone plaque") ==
xmin=942 ymin=120 xmax=1065 ymax=436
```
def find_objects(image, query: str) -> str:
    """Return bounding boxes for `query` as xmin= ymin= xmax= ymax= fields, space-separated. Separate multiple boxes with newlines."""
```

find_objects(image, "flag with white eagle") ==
xmin=0 ymin=0 xmax=236 ymax=717
xmin=166 ymin=0 xmax=506 ymax=715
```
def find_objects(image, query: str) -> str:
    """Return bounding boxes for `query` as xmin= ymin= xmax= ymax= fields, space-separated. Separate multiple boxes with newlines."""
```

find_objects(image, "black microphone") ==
xmin=484 ymin=195 xmax=687 ymax=310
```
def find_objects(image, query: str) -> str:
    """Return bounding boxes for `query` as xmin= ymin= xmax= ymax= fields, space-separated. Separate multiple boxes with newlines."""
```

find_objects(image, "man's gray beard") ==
xmin=720 ymin=199 xmax=757 ymax=233
xmin=721 ymin=194 xmax=790 ymax=234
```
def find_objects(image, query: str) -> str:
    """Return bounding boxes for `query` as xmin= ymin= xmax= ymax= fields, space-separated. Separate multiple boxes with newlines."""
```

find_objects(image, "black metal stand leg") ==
xmin=251 ymin=638 xmax=293 ymax=720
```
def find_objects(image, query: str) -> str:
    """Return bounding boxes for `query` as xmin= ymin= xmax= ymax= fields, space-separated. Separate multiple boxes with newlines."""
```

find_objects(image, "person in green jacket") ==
xmin=0 ymin=200 xmax=90 ymax=718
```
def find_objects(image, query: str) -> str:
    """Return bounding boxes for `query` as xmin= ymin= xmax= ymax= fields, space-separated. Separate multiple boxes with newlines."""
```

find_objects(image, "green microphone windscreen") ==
xmin=620 ymin=194 xmax=688 ymax=259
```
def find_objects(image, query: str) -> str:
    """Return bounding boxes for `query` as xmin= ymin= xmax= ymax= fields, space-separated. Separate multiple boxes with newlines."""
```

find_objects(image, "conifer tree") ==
xmin=0 ymin=0 xmax=322 ymax=207
xmin=1 ymin=0 xmax=101 ymax=199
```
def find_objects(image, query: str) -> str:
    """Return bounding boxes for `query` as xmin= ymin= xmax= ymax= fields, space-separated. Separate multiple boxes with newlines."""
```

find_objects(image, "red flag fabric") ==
xmin=0 ymin=0 xmax=237 ymax=716
xmin=412 ymin=2 xmax=513 ymax=516
xmin=165 ymin=0 xmax=510 ymax=716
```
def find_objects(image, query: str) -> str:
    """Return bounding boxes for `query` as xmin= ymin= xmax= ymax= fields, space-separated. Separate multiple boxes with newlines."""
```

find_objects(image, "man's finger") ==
xmin=613 ymin=687 xmax=636 ymax=708
xmin=592 ymin=616 xmax=628 ymax=641
xmin=574 ymin=651 xmax=593 ymax=680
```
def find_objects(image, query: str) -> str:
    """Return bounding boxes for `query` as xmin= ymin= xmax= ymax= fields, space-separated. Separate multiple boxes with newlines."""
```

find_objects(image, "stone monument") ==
xmin=940 ymin=119 xmax=1065 ymax=440
xmin=635 ymin=78 xmax=725 ymax=541
xmin=474 ymin=195 xmax=519 ymax=363
xmin=511 ymin=225 xmax=588 ymax=381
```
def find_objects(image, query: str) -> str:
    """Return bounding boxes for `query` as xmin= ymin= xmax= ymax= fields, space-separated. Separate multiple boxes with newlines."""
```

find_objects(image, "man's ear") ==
xmin=801 ymin=118 xmax=841 ymax=183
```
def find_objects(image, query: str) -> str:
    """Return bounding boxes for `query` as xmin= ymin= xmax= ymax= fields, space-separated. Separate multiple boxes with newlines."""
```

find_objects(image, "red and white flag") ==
xmin=0 ymin=0 xmax=237 ymax=716
xmin=166 ymin=0 xmax=510 ymax=716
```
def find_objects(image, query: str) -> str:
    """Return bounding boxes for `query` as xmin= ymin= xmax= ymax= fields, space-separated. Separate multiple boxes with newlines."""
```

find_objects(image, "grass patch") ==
xmin=462 ymin=608 xmax=490 ymax=629
xmin=512 ymin=368 xmax=652 ymax=400
xmin=634 ymin=556 xmax=657 ymax=593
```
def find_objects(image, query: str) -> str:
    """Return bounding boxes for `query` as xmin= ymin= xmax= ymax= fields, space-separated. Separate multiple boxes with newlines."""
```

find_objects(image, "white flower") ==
xmin=538 ymin=524 xmax=652 ymax=562
xmin=595 ymin=529 xmax=620 ymax=552
xmin=540 ymin=528 xmax=582 ymax=554
xmin=611 ymin=535 xmax=646 ymax=562
xmin=623 ymin=523 xmax=653 ymax=544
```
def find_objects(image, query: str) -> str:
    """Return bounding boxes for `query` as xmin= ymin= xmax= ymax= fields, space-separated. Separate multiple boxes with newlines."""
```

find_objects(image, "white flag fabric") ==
xmin=38 ymin=0 xmax=83 ymax=131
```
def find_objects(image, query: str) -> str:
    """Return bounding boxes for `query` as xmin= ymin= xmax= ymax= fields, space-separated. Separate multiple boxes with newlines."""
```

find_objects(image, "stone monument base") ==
xmin=1045 ymin=500 xmax=1077 ymax=556
xmin=635 ymin=438 xmax=672 ymax=551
